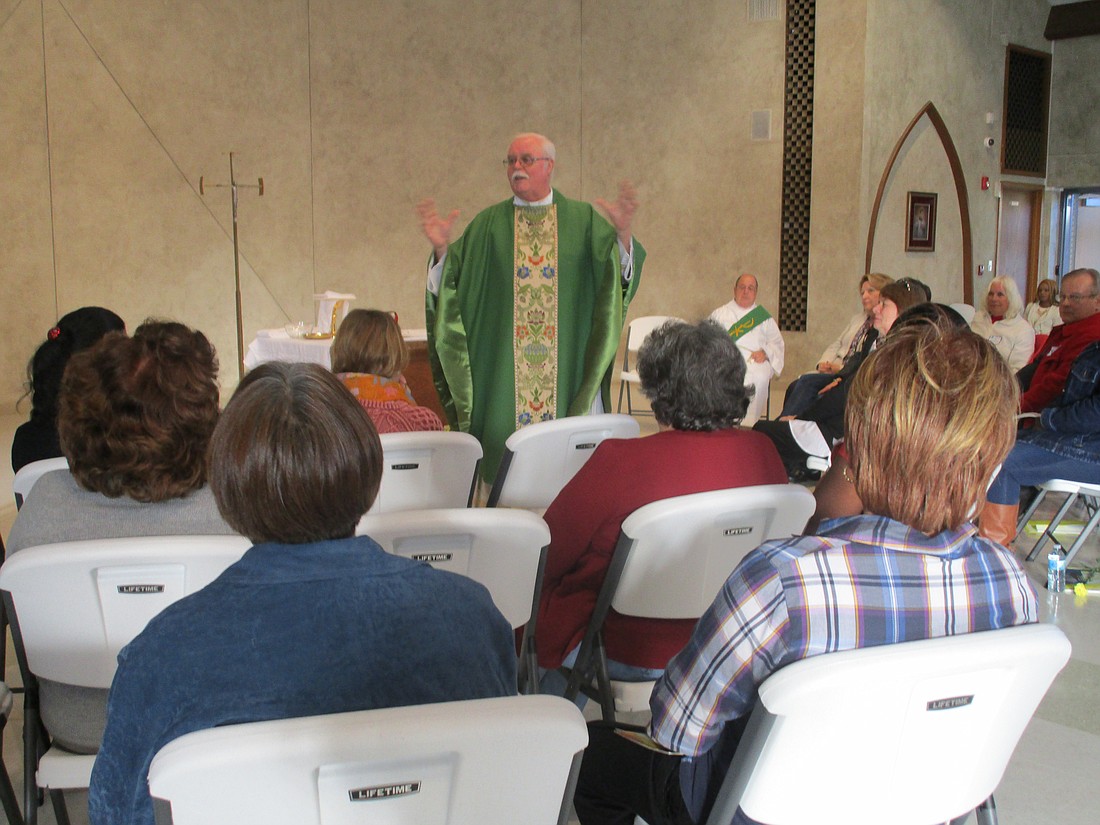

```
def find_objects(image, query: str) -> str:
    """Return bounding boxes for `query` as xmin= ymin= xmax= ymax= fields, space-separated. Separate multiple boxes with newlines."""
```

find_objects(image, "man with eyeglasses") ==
xmin=1015 ymin=267 xmax=1100 ymax=415
xmin=417 ymin=132 xmax=644 ymax=485
xmin=981 ymin=266 xmax=1100 ymax=545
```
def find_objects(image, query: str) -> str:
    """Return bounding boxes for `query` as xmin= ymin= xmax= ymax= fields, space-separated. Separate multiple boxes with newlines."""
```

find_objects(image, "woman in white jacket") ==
xmin=971 ymin=276 xmax=1035 ymax=371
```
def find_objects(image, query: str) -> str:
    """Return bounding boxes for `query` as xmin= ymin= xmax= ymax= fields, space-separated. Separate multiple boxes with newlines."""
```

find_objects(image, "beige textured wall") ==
xmin=2 ymin=0 xmax=1095 ymax=416
xmin=1 ymin=0 xmax=789 ymax=409
xmin=860 ymin=0 xmax=1052 ymax=308
xmin=801 ymin=0 xmax=868 ymax=370
xmin=1049 ymin=31 xmax=1100 ymax=188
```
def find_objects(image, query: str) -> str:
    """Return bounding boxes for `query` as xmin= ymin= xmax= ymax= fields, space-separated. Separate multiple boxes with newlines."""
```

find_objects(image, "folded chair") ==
xmin=148 ymin=694 xmax=588 ymax=825
xmin=564 ymin=484 xmax=815 ymax=722
xmin=1017 ymin=478 xmax=1100 ymax=565
xmin=0 ymin=535 xmax=251 ymax=825
xmin=705 ymin=623 xmax=1071 ymax=825
xmin=487 ymin=414 xmax=640 ymax=510
xmin=357 ymin=508 xmax=551 ymax=692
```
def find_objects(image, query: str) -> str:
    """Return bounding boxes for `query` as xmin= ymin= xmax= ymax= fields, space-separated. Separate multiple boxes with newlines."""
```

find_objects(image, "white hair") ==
xmin=511 ymin=132 xmax=556 ymax=161
xmin=987 ymin=276 xmax=1024 ymax=320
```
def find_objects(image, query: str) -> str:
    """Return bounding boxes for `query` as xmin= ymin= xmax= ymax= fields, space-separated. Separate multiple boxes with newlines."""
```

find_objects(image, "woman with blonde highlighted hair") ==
xmin=571 ymin=317 xmax=1036 ymax=825
xmin=971 ymin=276 xmax=1035 ymax=370
xmin=331 ymin=309 xmax=443 ymax=434
xmin=846 ymin=319 xmax=1018 ymax=534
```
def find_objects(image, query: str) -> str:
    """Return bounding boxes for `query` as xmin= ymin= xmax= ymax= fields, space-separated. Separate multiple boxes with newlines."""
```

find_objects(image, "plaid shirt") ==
xmin=649 ymin=514 xmax=1037 ymax=819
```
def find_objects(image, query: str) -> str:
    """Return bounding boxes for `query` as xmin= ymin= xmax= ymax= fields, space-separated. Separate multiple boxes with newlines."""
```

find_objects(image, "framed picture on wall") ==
xmin=906 ymin=192 xmax=937 ymax=251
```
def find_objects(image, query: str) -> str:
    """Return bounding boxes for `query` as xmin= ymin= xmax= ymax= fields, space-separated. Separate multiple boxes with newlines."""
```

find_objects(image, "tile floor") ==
xmin=1 ymin=398 xmax=1098 ymax=825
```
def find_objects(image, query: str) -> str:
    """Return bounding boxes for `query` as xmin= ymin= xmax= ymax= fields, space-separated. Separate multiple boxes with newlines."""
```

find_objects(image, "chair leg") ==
xmin=975 ymin=794 xmax=999 ymax=825
xmin=1015 ymin=487 xmax=1048 ymax=538
xmin=518 ymin=633 xmax=539 ymax=695
xmin=1062 ymin=495 xmax=1100 ymax=565
xmin=0 ymin=758 xmax=21 ymax=825
xmin=1026 ymin=493 xmax=1078 ymax=561
xmin=23 ymin=705 xmax=39 ymax=825
xmin=48 ymin=790 xmax=71 ymax=825
xmin=594 ymin=649 xmax=617 ymax=724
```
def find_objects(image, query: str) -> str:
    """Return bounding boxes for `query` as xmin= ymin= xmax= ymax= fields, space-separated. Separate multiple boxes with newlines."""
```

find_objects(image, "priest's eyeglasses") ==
xmin=503 ymin=155 xmax=551 ymax=168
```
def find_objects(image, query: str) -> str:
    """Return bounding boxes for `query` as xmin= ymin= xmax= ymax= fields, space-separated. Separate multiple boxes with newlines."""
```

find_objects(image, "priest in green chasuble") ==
xmin=418 ymin=133 xmax=644 ymax=483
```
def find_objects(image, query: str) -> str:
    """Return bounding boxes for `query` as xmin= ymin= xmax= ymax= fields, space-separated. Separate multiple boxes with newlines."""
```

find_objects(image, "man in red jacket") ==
xmin=1018 ymin=268 xmax=1100 ymax=413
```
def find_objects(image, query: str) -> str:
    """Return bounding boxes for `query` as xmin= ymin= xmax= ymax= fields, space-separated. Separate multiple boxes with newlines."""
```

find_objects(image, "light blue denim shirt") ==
xmin=88 ymin=536 xmax=517 ymax=825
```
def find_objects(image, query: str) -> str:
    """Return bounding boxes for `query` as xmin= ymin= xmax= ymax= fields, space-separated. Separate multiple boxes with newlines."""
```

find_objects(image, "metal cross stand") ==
xmin=200 ymin=152 xmax=264 ymax=379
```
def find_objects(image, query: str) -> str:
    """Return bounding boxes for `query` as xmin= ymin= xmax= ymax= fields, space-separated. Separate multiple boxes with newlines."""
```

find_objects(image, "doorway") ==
xmin=1059 ymin=189 xmax=1100 ymax=280
xmin=996 ymin=183 xmax=1043 ymax=303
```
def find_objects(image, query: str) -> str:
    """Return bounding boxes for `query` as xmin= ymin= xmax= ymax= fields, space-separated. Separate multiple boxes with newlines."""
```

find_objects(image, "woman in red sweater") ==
xmin=538 ymin=319 xmax=786 ymax=692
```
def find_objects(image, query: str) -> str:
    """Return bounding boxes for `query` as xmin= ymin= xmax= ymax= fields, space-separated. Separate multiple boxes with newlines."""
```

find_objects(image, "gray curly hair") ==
xmin=638 ymin=320 xmax=750 ymax=430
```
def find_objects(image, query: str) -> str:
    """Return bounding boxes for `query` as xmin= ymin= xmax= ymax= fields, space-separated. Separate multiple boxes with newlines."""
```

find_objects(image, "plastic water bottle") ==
xmin=1047 ymin=544 xmax=1067 ymax=592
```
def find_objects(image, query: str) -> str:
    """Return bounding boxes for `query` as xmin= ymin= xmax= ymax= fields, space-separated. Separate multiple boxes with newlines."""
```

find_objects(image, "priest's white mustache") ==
xmin=511 ymin=171 xmax=529 ymax=182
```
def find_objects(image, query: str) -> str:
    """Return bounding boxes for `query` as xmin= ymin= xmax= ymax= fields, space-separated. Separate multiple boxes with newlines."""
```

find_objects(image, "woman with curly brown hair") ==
xmin=5 ymin=319 xmax=236 ymax=755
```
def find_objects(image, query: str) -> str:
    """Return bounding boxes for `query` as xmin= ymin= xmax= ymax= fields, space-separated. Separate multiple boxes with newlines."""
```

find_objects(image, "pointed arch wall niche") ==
xmin=865 ymin=101 xmax=974 ymax=304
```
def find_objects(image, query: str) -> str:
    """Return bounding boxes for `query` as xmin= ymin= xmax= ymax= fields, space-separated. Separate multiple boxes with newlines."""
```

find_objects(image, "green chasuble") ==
xmin=426 ymin=190 xmax=644 ymax=483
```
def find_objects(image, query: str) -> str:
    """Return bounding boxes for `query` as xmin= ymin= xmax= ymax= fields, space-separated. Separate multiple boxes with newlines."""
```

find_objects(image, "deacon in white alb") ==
xmin=709 ymin=273 xmax=785 ymax=426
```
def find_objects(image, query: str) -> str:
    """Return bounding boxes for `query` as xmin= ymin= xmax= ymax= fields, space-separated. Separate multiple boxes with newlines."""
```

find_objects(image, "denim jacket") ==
xmin=1024 ymin=342 xmax=1100 ymax=463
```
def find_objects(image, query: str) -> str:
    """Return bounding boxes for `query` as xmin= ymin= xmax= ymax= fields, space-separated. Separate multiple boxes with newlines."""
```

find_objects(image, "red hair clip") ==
xmin=47 ymin=327 xmax=61 ymax=341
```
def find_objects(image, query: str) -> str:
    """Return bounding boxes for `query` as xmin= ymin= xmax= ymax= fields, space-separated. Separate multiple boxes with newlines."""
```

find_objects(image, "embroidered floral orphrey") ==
xmin=513 ymin=205 xmax=559 ymax=427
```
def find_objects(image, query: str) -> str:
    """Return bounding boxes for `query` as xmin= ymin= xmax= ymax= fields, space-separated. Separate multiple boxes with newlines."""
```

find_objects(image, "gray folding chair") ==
xmin=1017 ymin=478 xmax=1100 ymax=565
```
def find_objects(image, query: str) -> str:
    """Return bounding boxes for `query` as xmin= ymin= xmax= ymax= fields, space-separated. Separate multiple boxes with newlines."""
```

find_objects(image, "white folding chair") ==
xmin=616 ymin=315 xmax=683 ymax=415
xmin=564 ymin=484 xmax=816 ymax=721
xmin=367 ymin=431 xmax=482 ymax=515
xmin=0 ymin=535 xmax=252 ymax=825
xmin=1017 ymin=478 xmax=1100 ymax=565
xmin=148 ymin=694 xmax=588 ymax=825
xmin=12 ymin=457 xmax=69 ymax=509
xmin=951 ymin=302 xmax=977 ymax=324
xmin=705 ymin=623 xmax=1071 ymax=825
xmin=357 ymin=508 xmax=551 ymax=692
xmin=487 ymin=414 xmax=640 ymax=510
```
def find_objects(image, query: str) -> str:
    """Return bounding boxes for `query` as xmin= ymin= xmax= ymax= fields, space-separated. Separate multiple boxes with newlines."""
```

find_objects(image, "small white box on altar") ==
xmin=314 ymin=291 xmax=355 ymax=335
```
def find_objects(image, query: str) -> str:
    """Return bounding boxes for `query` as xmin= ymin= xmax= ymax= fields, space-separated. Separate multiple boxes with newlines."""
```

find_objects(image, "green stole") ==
xmin=726 ymin=305 xmax=772 ymax=342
